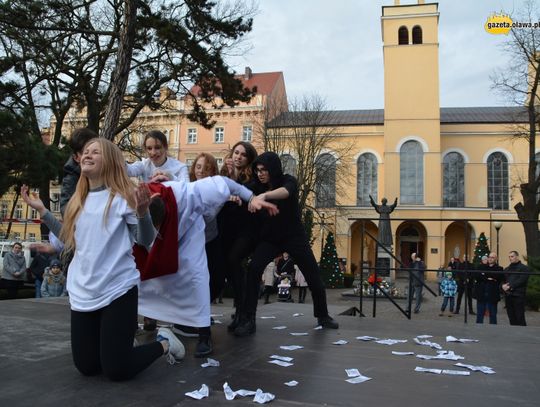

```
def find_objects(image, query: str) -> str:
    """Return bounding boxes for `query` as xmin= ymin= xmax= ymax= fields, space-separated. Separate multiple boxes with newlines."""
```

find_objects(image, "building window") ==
xmin=242 ymin=125 xmax=253 ymax=142
xmin=28 ymin=233 xmax=36 ymax=242
xmin=315 ymin=153 xmax=336 ymax=208
xmin=214 ymin=127 xmax=224 ymax=143
xmin=357 ymin=153 xmax=377 ymax=206
xmin=187 ymin=128 xmax=197 ymax=144
xmin=15 ymin=204 xmax=23 ymax=219
xmin=280 ymin=154 xmax=297 ymax=177
xmin=443 ymin=152 xmax=465 ymax=207
xmin=0 ymin=201 xmax=8 ymax=218
xmin=50 ymin=193 xmax=60 ymax=213
xmin=14 ymin=232 xmax=21 ymax=239
xmin=186 ymin=159 xmax=194 ymax=166
xmin=487 ymin=152 xmax=509 ymax=210
xmin=398 ymin=26 xmax=409 ymax=45
xmin=400 ymin=140 xmax=423 ymax=204
xmin=412 ymin=25 xmax=423 ymax=44
xmin=216 ymin=158 xmax=223 ymax=167
xmin=31 ymin=209 xmax=38 ymax=219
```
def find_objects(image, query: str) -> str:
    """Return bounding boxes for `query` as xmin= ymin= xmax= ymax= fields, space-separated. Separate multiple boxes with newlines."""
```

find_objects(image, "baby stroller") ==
xmin=277 ymin=274 xmax=294 ymax=302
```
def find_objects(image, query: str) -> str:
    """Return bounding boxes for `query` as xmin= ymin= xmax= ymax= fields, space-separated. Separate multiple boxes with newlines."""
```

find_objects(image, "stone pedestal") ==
xmin=375 ymin=245 xmax=394 ymax=282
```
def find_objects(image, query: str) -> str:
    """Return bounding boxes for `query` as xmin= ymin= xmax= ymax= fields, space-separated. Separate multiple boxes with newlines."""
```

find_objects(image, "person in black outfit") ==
xmin=474 ymin=253 xmax=503 ymax=324
xmin=233 ymin=152 xmax=339 ymax=337
xmin=28 ymin=249 xmax=52 ymax=298
xmin=454 ymin=254 xmax=475 ymax=315
xmin=277 ymin=252 xmax=295 ymax=276
xmin=502 ymin=250 xmax=530 ymax=326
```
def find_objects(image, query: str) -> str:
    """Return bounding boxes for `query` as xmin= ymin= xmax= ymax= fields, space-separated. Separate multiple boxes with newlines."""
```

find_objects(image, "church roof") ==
xmin=270 ymin=106 xmax=529 ymax=127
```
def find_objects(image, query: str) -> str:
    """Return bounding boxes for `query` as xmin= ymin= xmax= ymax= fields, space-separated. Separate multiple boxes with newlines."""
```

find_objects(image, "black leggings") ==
xmin=245 ymin=238 xmax=329 ymax=318
xmin=206 ymin=236 xmax=225 ymax=302
xmin=71 ymin=286 xmax=163 ymax=381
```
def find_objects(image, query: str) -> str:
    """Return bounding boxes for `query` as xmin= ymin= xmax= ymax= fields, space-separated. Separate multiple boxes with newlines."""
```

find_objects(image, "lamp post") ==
xmin=493 ymin=221 xmax=503 ymax=256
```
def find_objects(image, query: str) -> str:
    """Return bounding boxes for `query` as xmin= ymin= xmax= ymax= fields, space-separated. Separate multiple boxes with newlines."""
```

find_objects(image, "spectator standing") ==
xmin=1 ymin=242 xmax=27 ymax=299
xmin=29 ymin=249 xmax=51 ymax=298
xmin=41 ymin=259 xmax=68 ymax=297
xmin=439 ymin=272 xmax=457 ymax=316
xmin=407 ymin=253 xmax=426 ymax=314
xmin=262 ymin=259 xmax=279 ymax=304
xmin=277 ymin=252 xmax=295 ymax=276
xmin=502 ymin=250 xmax=530 ymax=326
xmin=474 ymin=253 xmax=503 ymax=324
xmin=454 ymin=254 xmax=475 ymax=315
xmin=295 ymin=265 xmax=308 ymax=303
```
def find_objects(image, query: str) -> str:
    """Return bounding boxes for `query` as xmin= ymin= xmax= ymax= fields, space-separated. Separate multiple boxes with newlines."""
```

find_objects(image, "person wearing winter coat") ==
xmin=41 ymin=259 xmax=68 ymax=297
xmin=439 ymin=272 xmax=457 ymax=316
xmin=1 ymin=242 xmax=26 ymax=299
xmin=502 ymin=251 xmax=530 ymax=326
xmin=474 ymin=253 xmax=503 ymax=324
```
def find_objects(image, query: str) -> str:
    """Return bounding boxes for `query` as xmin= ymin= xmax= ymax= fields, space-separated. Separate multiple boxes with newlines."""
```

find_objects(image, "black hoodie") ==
xmin=250 ymin=152 xmax=305 ymax=242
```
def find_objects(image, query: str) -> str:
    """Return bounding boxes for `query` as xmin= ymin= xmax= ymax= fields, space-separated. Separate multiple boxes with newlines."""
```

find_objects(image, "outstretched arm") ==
xmin=390 ymin=197 xmax=398 ymax=210
xmin=369 ymin=195 xmax=377 ymax=210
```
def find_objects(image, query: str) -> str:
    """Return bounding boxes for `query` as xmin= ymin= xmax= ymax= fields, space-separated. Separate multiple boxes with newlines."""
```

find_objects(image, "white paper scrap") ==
xmin=415 ymin=367 xmax=442 ymax=374
xmin=376 ymin=339 xmax=408 ymax=345
xmin=280 ymin=345 xmax=304 ymax=351
xmin=313 ymin=325 xmax=323 ymax=330
xmin=442 ymin=369 xmax=470 ymax=376
xmin=212 ymin=319 xmax=222 ymax=324
xmin=392 ymin=351 xmax=415 ymax=356
xmin=416 ymin=350 xmax=464 ymax=361
xmin=270 ymin=355 xmax=294 ymax=362
xmin=201 ymin=358 xmax=220 ymax=368
xmin=268 ymin=359 xmax=294 ymax=367
xmin=253 ymin=389 xmax=275 ymax=404
xmin=416 ymin=335 xmax=433 ymax=339
xmin=284 ymin=380 xmax=299 ymax=387
xmin=446 ymin=335 xmax=479 ymax=343
xmin=345 ymin=368 xmax=361 ymax=377
xmin=185 ymin=384 xmax=209 ymax=400
xmin=356 ymin=336 xmax=378 ymax=341
xmin=273 ymin=326 xmax=287 ymax=330
xmin=455 ymin=363 xmax=496 ymax=374
xmin=236 ymin=389 xmax=257 ymax=397
xmin=346 ymin=374 xmax=372 ymax=384
xmin=292 ymin=313 xmax=304 ymax=317
xmin=223 ymin=382 xmax=236 ymax=400
xmin=414 ymin=338 xmax=442 ymax=349
xmin=333 ymin=340 xmax=348 ymax=345
xmin=210 ymin=313 xmax=224 ymax=317
xmin=290 ymin=332 xmax=309 ymax=336
xmin=260 ymin=316 xmax=276 ymax=319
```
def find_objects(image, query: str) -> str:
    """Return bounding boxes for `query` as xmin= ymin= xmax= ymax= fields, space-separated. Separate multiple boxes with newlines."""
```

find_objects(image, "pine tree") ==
xmin=472 ymin=232 xmax=490 ymax=265
xmin=319 ymin=232 xmax=343 ymax=288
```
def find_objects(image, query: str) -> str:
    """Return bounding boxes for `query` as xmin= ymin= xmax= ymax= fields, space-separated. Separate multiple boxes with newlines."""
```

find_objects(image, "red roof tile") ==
xmin=189 ymin=70 xmax=283 ymax=97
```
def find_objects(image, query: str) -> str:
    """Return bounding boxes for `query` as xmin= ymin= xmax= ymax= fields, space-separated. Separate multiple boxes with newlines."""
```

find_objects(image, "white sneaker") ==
xmin=157 ymin=327 xmax=185 ymax=364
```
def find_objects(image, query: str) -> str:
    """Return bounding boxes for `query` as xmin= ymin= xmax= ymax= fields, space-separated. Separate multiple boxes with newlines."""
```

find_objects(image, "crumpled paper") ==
xmin=455 ymin=362 xmax=495 ymax=374
xmin=376 ymin=338 xmax=408 ymax=345
xmin=185 ymin=384 xmax=209 ymax=399
xmin=414 ymin=337 xmax=442 ymax=349
xmin=200 ymin=358 xmax=220 ymax=368
xmin=416 ymin=350 xmax=464 ymax=361
xmin=446 ymin=335 xmax=479 ymax=343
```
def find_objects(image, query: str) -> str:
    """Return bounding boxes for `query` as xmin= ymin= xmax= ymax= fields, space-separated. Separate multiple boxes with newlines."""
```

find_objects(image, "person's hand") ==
xmin=29 ymin=243 xmax=58 ymax=255
xmin=21 ymin=185 xmax=47 ymax=215
xmin=134 ymin=183 xmax=156 ymax=218
xmin=248 ymin=195 xmax=279 ymax=216
xmin=224 ymin=157 xmax=234 ymax=174
xmin=502 ymin=282 xmax=511 ymax=292
xmin=229 ymin=195 xmax=242 ymax=206
xmin=149 ymin=171 xmax=172 ymax=183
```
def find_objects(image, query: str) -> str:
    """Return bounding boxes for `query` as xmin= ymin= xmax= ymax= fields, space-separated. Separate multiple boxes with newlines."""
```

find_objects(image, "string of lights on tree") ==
xmin=472 ymin=232 xmax=490 ymax=265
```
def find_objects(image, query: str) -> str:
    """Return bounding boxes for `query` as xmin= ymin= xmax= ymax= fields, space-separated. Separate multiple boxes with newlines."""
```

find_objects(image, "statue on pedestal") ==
xmin=369 ymin=195 xmax=398 ymax=247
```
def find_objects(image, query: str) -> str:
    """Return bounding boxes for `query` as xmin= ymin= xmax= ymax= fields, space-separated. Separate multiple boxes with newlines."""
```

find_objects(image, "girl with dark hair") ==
xmin=127 ymin=130 xmax=188 ymax=182
xmin=236 ymin=151 xmax=339 ymax=336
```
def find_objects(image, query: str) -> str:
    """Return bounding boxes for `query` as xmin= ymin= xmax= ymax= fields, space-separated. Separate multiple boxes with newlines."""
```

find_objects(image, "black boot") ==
xmin=227 ymin=310 xmax=241 ymax=332
xmin=318 ymin=315 xmax=339 ymax=329
xmin=195 ymin=327 xmax=213 ymax=358
xmin=234 ymin=313 xmax=256 ymax=337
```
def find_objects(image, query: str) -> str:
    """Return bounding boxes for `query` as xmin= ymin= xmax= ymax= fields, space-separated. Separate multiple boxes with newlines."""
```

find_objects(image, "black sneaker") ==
xmin=172 ymin=324 xmax=199 ymax=337
xmin=234 ymin=315 xmax=256 ymax=337
xmin=317 ymin=316 xmax=339 ymax=329
xmin=194 ymin=336 xmax=213 ymax=358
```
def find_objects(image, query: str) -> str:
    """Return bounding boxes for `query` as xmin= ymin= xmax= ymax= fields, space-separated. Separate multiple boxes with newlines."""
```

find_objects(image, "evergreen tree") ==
xmin=319 ymin=232 xmax=342 ymax=288
xmin=472 ymin=232 xmax=490 ymax=265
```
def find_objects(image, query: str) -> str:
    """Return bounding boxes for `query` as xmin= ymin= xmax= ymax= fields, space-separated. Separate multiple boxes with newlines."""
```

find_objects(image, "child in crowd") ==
xmin=439 ymin=272 xmax=457 ymax=317
xmin=41 ymin=259 xmax=68 ymax=297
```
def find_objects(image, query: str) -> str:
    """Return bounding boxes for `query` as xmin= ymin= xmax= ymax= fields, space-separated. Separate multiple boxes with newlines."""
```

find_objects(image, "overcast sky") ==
xmin=228 ymin=0 xmax=526 ymax=110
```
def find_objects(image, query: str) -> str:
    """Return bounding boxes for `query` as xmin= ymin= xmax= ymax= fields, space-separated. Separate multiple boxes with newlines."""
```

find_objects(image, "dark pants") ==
xmin=476 ymin=301 xmax=498 ymax=324
xmin=71 ymin=286 xmax=163 ymax=381
xmin=222 ymin=236 xmax=255 ymax=311
xmin=245 ymin=239 xmax=329 ymax=318
xmin=206 ymin=236 xmax=225 ymax=302
xmin=1 ymin=279 xmax=22 ymax=299
xmin=441 ymin=296 xmax=455 ymax=312
xmin=455 ymin=283 xmax=474 ymax=313
xmin=298 ymin=286 xmax=307 ymax=303
xmin=505 ymin=295 xmax=527 ymax=326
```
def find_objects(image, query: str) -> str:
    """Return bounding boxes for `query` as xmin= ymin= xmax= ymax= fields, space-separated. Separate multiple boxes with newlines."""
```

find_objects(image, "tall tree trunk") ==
xmin=5 ymin=190 xmax=20 ymax=239
xmin=101 ymin=0 xmax=138 ymax=140
xmin=515 ymin=187 xmax=540 ymax=259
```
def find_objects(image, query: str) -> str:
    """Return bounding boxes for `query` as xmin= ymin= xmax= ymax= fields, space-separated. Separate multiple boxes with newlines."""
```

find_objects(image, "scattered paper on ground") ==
xmin=185 ymin=384 xmax=209 ymax=400
xmin=268 ymin=359 xmax=293 ymax=367
xmin=210 ymin=313 xmax=224 ymax=317
xmin=375 ymin=339 xmax=408 ymax=345
xmin=200 ymin=358 xmax=220 ymax=368
xmin=455 ymin=363 xmax=495 ymax=374
xmin=253 ymin=389 xmax=275 ymax=404
xmin=292 ymin=313 xmax=304 ymax=317
xmin=333 ymin=340 xmax=348 ymax=345
xmin=290 ymin=332 xmax=309 ymax=336
xmin=260 ymin=316 xmax=276 ymax=319
xmin=392 ymin=351 xmax=415 ymax=356
xmin=415 ymin=367 xmax=471 ymax=376
xmin=270 ymin=355 xmax=293 ymax=362
xmin=284 ymin=380 xmax=299 ymax=387
xmin=414 ymin=338 xmax=442 ymax=349
xmin=346 ymin=374 xmax=372 ymax=384
xmin=416 ymin=350 xmax=464 ymax=361
xmin=313 ymin=325 xmax=323 ymax=330
xmin=446 ymin=335 xmax=479 ymax=343
xmin=356 ymin=336 xmax=378 ymax=341
xmin=416 ymin=335 xmax=433 ymax=339
xmin=345 ymin=368 xmax=361 ymax=377
xmin=273 ymin=326 xmax=287 ymax=330
xmin=223 ymin=382 xmax=257 ymax=401
xmin=212 ymin=319 xmax=222 ymax=324
xmin=280 ymin=345 xmax=304 ymax=351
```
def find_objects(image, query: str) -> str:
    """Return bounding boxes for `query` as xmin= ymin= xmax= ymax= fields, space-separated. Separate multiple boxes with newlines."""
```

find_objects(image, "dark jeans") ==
xmin=440 ymin=296 xmax=455 ymax=312
xmin=245 ymin=239 xmax=329 ymax=318
xmin=206 ymin=237 xmax=225 ymax=302
xmin=71 ymin=286 xmax=163 ymax=381
xmin=1 ymin=279 xmax=22 ymax=299
xmin=222 ymin=235 xmax=255 ymax=311
xmin=455 ymin=283 xmax=474 ymax=313
xmin=476 ymin=301 xmax=498 ymax=324
xmin=505 ymin=295 xmax=527 ymax=326
xmin=298 ymin=286 xmax=307 ymax=303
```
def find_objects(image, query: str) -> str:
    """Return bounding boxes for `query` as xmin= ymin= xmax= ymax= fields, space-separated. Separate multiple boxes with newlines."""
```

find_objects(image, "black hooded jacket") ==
xmin=249 ymin=152 xmax=305 ymax=242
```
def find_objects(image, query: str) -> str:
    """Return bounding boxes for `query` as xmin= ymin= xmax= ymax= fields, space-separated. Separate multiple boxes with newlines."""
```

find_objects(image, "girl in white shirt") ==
xmin=127 ymin=130 xmax=189 ymax=182
xmin=21 ymin=138 xmax=184 ymax=381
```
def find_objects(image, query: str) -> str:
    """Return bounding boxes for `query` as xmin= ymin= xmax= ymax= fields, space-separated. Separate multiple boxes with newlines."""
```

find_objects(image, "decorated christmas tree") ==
xmin=472 ymin=232 xmax=490 ymax=265
xmin=319 ymin=232 xmax=343 ymax=288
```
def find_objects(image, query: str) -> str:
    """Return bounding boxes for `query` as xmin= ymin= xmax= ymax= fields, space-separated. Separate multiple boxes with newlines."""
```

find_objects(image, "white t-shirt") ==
xmin=67 ymin=189 xmax=140 ymax=312
xmin=127 ymin=157 xmax=189 ymax=182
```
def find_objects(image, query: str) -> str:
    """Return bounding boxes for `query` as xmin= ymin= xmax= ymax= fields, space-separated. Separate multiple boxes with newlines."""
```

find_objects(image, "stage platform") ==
xmin=1 ymin=297 xmax=539 ymax=407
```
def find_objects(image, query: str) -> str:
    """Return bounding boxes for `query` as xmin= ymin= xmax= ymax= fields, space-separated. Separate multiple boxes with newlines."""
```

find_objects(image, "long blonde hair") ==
xmin=61 ymin=138 xmax=137 ymax=252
